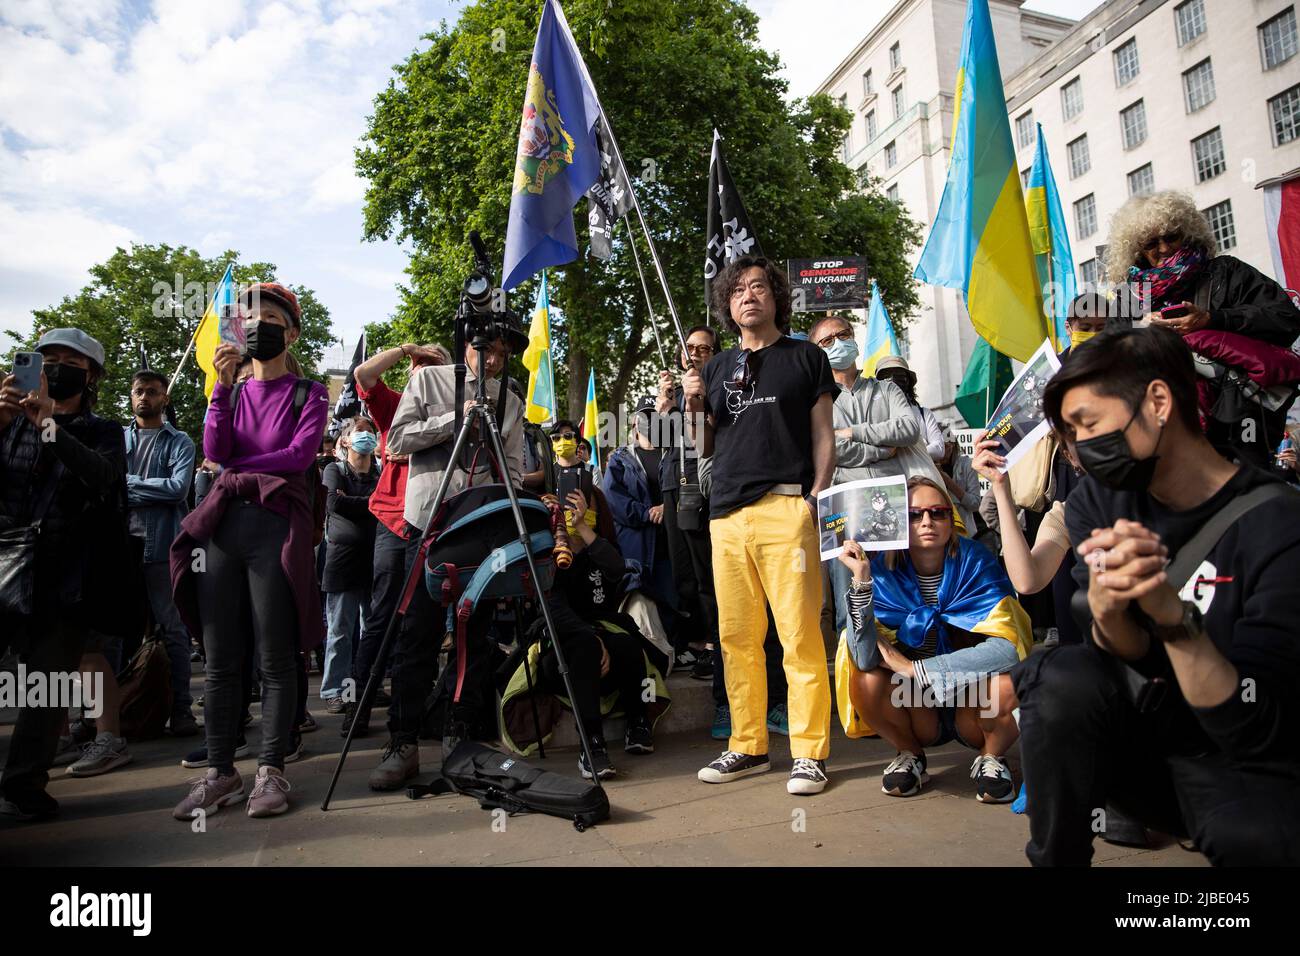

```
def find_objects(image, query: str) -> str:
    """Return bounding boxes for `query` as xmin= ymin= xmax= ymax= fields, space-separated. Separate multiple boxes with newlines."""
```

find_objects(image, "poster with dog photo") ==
xmin=816 ymin=475 xmax=910 ymax=561
xmin=984 ymin=338 xmax=1062 ymax=472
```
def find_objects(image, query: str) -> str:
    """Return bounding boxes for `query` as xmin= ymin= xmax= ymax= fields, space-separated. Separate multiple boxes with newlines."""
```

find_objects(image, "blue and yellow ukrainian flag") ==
xmin=1024 ymin=123 xmax=1076 ymax=352
xmin=913 ymin=0 xmax=1050 ymax=363
xmin=863 ymin=279 xmax=900 ymax=376
xmin=582 ymin=369 xmax=601 ymax=473
xmin=522 ymin=270 xmax=557 ymax=425
xmin=194 ymin=263 xmax=235 ymax=400
xmin=502 ymin=0 xmax=603 ymax=291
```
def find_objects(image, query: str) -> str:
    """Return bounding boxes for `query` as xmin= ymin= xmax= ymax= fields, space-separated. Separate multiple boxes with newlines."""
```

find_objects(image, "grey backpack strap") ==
xmin=228 ymin=380 xmax=244 ymax=409
xmin=1165 ymin=482 xmax=1295 ymax=590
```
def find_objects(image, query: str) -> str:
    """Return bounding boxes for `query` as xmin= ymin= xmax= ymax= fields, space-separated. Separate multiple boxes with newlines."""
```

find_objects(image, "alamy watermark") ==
xmin=0 ymin=665 xmax=104 ymax=719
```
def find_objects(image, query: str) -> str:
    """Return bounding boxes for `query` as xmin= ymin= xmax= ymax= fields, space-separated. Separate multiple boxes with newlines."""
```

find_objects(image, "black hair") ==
xmin=132 ymin=369 xmax=169 ymax=391
xmin=685 ymin=324 xmax=721 ymax=352
xmin=1067 ymin=293 xmax=1114 ymax=322
xmin=1042 ymin=326 xmax=1201 ymax=438
xmin=550 ymin=419 xmax=580 ymax=437
xmin=710 ymin=256 xmax=792 ymax=335
xmin=578 ymin=437 xmax=592 ymax=454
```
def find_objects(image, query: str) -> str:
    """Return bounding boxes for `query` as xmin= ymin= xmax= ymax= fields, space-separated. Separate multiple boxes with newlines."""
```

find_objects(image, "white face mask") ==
xmin=823 ymin=337 xmax=859 ymax=370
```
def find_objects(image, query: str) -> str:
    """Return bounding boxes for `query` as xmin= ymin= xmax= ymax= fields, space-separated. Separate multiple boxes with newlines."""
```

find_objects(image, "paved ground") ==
xmin=0 ymin=671 xmax=1205 ymax=867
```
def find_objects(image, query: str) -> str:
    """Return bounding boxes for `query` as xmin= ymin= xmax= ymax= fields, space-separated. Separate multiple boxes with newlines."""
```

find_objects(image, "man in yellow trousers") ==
xmin=682 ymin=255 xmax=837 ymax=795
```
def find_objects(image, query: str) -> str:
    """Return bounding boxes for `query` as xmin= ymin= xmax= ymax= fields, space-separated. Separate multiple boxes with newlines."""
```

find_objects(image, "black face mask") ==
xmin=43 ymin=362 xmax=88 ymax=402
xmin=1074 ymin=404 xmax=1163 ymax=492
xmin=245 ymin=321 xmax=287 ymax=361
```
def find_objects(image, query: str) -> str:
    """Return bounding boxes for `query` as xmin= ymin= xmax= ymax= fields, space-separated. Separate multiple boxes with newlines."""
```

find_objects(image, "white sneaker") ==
xmin=787 ymin=758 xmax=828 ymax=795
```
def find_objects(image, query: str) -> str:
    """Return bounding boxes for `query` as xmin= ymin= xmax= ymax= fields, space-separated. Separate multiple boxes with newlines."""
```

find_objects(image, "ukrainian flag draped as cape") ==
xmin=863 ymin=279 xmax=900 ymax=377
xmin=194 ymin=263 xmax=235 ymax=400
xmin=522 ymin=270 xmax=557 ymax=425
xmin=912 ymin=0 xmax=1050 ymax=363
xmin=1024 ymin=123 xmax=1076 ymax=351
xmin=835 ymin=536 xmax=1032 ymax=738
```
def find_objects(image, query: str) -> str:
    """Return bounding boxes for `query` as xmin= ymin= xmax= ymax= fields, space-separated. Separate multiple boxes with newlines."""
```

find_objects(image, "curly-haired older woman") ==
xmin=1105 ymin=190 xmax=1300 ymax=465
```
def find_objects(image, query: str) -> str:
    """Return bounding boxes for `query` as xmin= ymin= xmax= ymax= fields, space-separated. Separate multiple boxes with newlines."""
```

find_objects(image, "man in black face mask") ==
xmin=0 ymin=328 xmax=126 ymax=820
xmin=1008 ymin=326 xmax=1300 ymax=866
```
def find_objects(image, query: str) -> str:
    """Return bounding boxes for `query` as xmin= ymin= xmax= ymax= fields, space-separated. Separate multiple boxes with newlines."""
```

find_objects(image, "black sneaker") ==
xmin=180 ymin=736 xmax=251 ymax=769
xmin=970 ymin=754 xmax=1014 ymax=804
xmin=1101 ymin=804 xmax=1150 ymax=847
xmin=340 ymin=704 xmax=370 ymax=739
xmin=0 ymin=788 xmax=59 ymax=821
xmin=284 ymin=733 xmax=305 ymax=764
xmin=442 ymin=719 xmax=469 ymax=759
xmin=674 ymin=648 xmax=698 ymax=671
xmin=578 ymin=736 xmax=616 ymax=780
xmin=881 ymin=751 xmax=929 ymax=797
xmin=691 ymin=648 xmax=714 ymax=681
xmin=624 ymin=717 xmax=654 ymax=754
xmin=697 ymin=750 xmax=770 ymax=784
xmin=787 ymin=758 xmax=828 ymax=795
xmin=297 ymin=713 xmax=318 ymax=734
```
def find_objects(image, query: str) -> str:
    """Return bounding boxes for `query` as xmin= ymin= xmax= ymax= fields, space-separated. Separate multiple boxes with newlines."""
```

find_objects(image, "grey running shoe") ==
xmin=66 ymin=732 xmax=132 ymax=778
xmin=246 ymin=766 xmax=291 ymax=818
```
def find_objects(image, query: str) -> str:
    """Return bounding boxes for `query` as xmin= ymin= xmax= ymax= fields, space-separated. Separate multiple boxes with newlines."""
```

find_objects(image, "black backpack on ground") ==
xmin=406 ymin=741 xmax=610 ymax=831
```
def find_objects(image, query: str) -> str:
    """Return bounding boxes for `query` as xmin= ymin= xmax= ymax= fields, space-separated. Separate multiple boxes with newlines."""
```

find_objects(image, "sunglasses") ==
xmin=731 ymin=348 xmax=761 ymax=389
xmin=685 ymin=344 xmax=715 ymax=355
xmin=908 ymin=506 xmax=953 ymax=523
xmin=1141 ymin=231 xmax=1183 ymax=253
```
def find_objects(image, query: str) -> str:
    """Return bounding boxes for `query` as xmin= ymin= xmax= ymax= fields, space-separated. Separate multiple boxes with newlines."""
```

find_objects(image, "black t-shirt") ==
xmin=702 ymin=335 xmax=836 ymax=518
xmin=1066 ymin=464 xmax=1300 ymax=762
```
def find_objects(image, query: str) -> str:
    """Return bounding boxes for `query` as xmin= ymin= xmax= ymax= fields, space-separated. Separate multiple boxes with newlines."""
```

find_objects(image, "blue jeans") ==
xmin=322 ymin=589 xmax=367 ymax=700
xmin=143 ymin=560 xmax=193 ymax=718
xmin=916 ymin=638 xmax=1021 ymax=707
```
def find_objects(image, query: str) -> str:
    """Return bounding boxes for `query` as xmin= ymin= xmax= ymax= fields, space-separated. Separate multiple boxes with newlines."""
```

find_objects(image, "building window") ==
xmin=891 ymin=84 xmax=905 ymax=120
xmin=1261 ymin=8 xmax=1298 ymax=70
xmin=1067 ymin=134 xmax=1090 ymax=179
xmin=1021 ymin=167 xmax=1032 ymax=191
xmin=1120 ymin=99 xmax=1147 ymax=150
xmin=1272 ymin=84 xmax=1300 ymax=145
xmin=863 ymin=69 xmax=874 ymax=96
xmin=1079 ymin=258 xmax=1098 ymax=288
xmin=1175 ymin=0 xmax=1206 ymax=47
xmin=1061 ymin=77 xmax=1084 ymax=121
xmin=1183 ymin=59 xmax=1215 ymax=113
xmin=885 ymin=140 xmax=897 ymax=168
xmin=889 ymin=42 xmax=902 ymax=72
xmin=887 ymin=183 xmax=900 ymax=203
xmin=1203 ymin=200 xmax=1236 ymax=250
xmin=1016 ymin=111 xmax=1035 ymax=150
xmin=1113 ymin=38 xmax=1139 ymax=86
xmin=866 ymin=109 xmax=877 ymax=142
xmin=1127 ymin=163 xmax=1155 ymax=196
xmin=1074 ymin=193 xmax=1097 ymax=240
xmin=1191 ymin=127 xmax=1226 ymax=182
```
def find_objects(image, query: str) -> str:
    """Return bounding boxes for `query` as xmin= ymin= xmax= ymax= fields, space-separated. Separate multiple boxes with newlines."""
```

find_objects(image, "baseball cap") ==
xmin=36 ymin=328 xmax=106 ymax=371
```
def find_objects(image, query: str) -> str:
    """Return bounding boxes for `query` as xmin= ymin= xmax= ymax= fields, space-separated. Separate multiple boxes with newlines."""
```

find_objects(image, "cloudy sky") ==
xmin=0 ymin=0 xmax=1099 ymax=368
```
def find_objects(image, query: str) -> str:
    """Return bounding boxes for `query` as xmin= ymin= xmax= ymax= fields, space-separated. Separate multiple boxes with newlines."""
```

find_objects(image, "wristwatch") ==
xmin=1151 ymin=600 xmax=1204 ymax=643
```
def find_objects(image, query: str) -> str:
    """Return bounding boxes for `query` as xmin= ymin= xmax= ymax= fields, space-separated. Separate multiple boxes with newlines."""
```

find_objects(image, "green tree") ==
xmin=5 ymin=243 xmax=335 ymax=442
xmin=357 ymin=0 xmax=920 ymax=427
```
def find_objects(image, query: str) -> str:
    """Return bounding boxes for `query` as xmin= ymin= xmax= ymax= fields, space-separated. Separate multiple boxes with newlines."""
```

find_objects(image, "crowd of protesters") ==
xmin=2 ymin=190 xmax=1300 ymax=866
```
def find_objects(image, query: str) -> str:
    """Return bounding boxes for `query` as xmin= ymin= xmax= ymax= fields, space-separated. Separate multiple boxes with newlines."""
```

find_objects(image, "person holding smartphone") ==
xmin=170 ymin=283 xmax=329 ymax=821
xmin=1 ymin=329 xmax=126 ymax=821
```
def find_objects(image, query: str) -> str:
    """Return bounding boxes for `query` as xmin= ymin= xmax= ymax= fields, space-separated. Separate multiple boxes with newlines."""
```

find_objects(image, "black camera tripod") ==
xmin=322 ymin=252 xmax=608 ymax=813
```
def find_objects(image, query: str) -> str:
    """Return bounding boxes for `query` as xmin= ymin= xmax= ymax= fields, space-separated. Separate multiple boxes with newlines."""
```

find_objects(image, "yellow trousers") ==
xmin=710 ymin=492 xmax=832 ymax=760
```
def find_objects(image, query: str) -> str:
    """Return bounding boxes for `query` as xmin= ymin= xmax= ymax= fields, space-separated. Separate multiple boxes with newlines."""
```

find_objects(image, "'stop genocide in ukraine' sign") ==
xmin=787 ymin=257 xmax=868 ymax=312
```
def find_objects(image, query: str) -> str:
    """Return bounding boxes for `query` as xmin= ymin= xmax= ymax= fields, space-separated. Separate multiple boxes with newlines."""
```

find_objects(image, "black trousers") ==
xmin=387 ymin=523 xmax=493 ymax=745
xmin=1013 ymin=643 xmax=1300 ymax=866
xmin=1 ymin=611 xmax=87 ymax=798
xmin=662 ymin=487 xmax=718 ymax=649
xmin=352 ymin=521 xmax=406 ymax=722
xmin=536 ymin=601 xmax=653 ymax=734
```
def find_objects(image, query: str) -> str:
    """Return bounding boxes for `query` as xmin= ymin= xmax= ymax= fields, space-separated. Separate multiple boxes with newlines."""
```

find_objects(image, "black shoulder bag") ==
xmin=0 ymin=458 xmax=65 ymax=616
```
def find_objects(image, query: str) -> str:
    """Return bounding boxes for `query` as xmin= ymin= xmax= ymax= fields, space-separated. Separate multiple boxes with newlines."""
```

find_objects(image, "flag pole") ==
xmin=169 ymin=261 xmax=231 ymax=395
xmin=626 ymin=218 xmax=669 ymax=369
xmin=593 ymin=108 xmax=689 ymax=354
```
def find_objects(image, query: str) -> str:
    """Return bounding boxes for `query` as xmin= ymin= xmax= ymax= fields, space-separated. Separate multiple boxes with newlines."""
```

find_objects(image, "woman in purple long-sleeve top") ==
xmin=170 ymin=283 xmax=328 ymax=822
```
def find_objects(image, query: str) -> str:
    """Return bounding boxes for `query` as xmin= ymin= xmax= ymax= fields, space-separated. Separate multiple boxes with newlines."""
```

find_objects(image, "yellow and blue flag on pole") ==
xmin=522 ymin=270 xmax=557 ymax=425
xmin=582 ymin=369 xmax=601 ymax=473
xmin=1024 ymin=123 xmax=1076 ymax=351
xmin=913 ymin=0 xmax=1049 ymax=363
xmin=863 ymin=279 xmax=900 ymax=376
xmin=194 ymin=263 xmax=235 ymax=400
xmin=503 ymin=0 xmax=603 ymax=291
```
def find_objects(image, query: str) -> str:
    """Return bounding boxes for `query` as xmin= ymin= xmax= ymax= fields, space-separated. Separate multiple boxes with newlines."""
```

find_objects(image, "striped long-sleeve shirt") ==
xmin=845 ymin=571 xmax=943 ymax=686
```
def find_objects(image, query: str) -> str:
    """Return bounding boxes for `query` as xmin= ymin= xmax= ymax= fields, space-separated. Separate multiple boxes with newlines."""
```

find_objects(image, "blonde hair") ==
xmin=883 ymin=476 xmax=959 ymax=571
xmin=1104 ymin=190 xmax=1217 ymax=285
